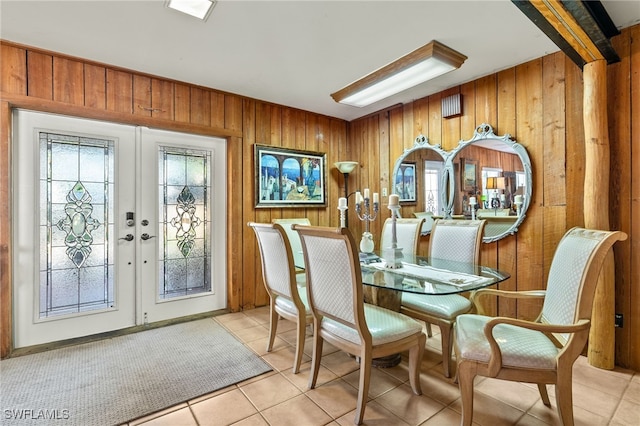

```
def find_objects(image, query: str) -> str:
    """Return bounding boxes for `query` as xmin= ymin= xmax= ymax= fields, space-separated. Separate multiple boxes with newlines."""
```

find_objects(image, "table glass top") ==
xmin=358 ymin=252 xmax=510 ymax=295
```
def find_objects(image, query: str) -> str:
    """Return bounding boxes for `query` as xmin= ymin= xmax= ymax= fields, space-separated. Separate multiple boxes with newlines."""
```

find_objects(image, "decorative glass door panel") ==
xmin=159 ymin=147 xmax=211 ymax=299
xmin=40 ymin=132 xmax=115 ymax=317
xmin=139 ymin=128 xmax=226 ymax=324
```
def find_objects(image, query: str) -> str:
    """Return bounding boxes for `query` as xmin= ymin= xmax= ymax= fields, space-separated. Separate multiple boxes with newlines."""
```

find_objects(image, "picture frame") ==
xmin=395 ymin=161 xmax=417 ymax=203
xmin=254 ymin=144 xmax=327 ymax=208
xmin=460 ymin=157 xmax=478 ymax=193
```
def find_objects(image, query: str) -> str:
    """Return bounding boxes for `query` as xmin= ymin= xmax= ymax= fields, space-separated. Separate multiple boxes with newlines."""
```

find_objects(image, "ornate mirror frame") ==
xmin=391 ymin=134 xmax=450 ymax=219
xmin=391 ymin=123 xmax=533 ymax=243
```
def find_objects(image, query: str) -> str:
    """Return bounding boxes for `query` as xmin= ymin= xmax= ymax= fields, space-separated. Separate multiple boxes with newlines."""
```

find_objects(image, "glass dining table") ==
xmin=358 ymin=251 xmax=511 ymax=311
xmin=358 ymin=252 xmax=510 ymax=367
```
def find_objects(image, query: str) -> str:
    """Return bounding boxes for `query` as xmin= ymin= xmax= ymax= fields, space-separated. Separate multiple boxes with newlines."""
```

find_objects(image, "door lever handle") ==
xmin=141 ymin=233 xmax=156 ymax=240
xmin=119 ymin=234 xmax=134 ymax=241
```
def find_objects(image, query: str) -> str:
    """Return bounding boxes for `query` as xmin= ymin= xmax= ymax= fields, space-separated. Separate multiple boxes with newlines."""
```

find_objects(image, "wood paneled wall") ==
xmin=345 ymin=25 xmax=639 ymax=370
xmin=0 ymin=23 xmax=638 ymax=369
xmin=0 ymin=41 xmax=347 ymax=358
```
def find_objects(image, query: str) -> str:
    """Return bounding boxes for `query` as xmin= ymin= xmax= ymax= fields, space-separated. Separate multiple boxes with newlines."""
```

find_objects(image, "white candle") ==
xmin=389 ymin=194 xmax=399 ymax=207
xmin=469 ymin=196 xmax=477 ymax=205
xmin=364 ymin=188 xmax=370 ymax=199
xmin=373 ymin=192 xmax=379 ymax=204
xmin=355 ymin=191 xmax=363 ymax=204
xmin=338 ymin=197 xmax=347 ymax=208
xmin=500 ymin=194 xmax=506 ymax=201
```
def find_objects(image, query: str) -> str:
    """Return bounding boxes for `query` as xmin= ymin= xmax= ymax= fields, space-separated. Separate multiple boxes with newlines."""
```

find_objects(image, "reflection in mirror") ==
xmin=448 ymin=124 xmax=532 ymax=243
xmin=391 ymin=124 xmax=532 ymax=242
xmin=391 ymin=135 xmax=449 ymax=235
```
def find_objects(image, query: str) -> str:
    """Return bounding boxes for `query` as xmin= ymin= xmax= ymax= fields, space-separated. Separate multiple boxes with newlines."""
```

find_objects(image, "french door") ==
xmin=13 ymin=110 xmax=226 ymax=348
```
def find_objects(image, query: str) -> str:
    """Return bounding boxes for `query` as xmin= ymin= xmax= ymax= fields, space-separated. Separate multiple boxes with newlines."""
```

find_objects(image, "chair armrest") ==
xmin=471 ymin=289 xmax=546 ymax=315
xmin=483 ymin=317 xmax=590 ymax=376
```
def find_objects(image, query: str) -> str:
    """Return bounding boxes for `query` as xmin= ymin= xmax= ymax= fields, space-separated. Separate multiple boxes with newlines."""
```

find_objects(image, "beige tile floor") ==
xmin=127 ymin=307 xmax=639 ymax=426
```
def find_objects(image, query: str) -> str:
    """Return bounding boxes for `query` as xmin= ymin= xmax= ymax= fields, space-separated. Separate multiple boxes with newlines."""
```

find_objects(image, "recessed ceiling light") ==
xmin=166 ymin=0 xmax=215 ymax=21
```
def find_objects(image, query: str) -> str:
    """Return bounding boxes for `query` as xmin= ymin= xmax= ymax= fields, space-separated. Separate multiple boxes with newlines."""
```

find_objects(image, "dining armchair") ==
xmin=379 ymin=217 xmax=424 ymax=256
xmin=400 ymin=219 xmax=486 ymax=377
xmin=273 ymin=217 xmax=311 ymax=285
xmin=247 ymin=222 xmax=312 ymax=374
xmin=293 ymin=225 xmax=425 ymax=425
xmin=454 ymin=227 xmax=627 ymax=426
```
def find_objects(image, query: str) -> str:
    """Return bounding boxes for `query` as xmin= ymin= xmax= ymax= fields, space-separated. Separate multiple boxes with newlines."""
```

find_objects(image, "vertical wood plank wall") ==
xmin=0 ymin=41 xmax=348 ymax=358
xmin=1 ymin=24 xmax=638 ymax=369
xmin=346 ymin=26 xmax=638 ymax=370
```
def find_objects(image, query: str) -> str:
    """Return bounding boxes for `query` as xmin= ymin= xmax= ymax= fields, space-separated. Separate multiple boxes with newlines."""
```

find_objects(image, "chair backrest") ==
xmin=540 ymin=227 xmax=627 ymax=345
xmin=380 ymin=218 xmax=424 ymax=257
xmin=248 ymin=222 xmax=303 ymax=305
xmin=413 ymin=212 xmax=435 ymax=234
xmin=477 ymin=208 xmax=511 ymax=217
xmin=428 ymin=219 xmax=486 ymax=264
xmin=294 ymin=225 xmax=370 ymax=343
xmin=273 ymin=218 xmax=311 ymax=268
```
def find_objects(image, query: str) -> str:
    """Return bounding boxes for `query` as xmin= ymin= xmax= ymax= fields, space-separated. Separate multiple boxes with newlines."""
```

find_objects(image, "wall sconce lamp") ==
xmin=334 ymin=161 xmax=359 ymax=227
xmin=330 ymin=40 xmax=467 ymax=107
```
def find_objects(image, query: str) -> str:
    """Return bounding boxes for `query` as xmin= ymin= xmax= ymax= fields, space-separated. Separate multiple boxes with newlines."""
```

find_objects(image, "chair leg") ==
xmin=440 ymin=321 xmax=453 ymax=378
xmin=292 ymin=316 xmax=306 ymax=374
xmin=457 ymin=362 xmax=476 ymax=426
xmin=537 ymin=383 xmax=551 ymax=406
xmin=555 ymin=370 xmax=575 ymax=426
xmin=408 ymin=333 xmax=425 ymax=395
xmin=425 ymin=322 xmax=433 ymax=337
xmin=267 ymin=302 xmax=278 ymax=352
xmin=354 ymin=350 xmax=372 ymax=425
xmin=308 ymin=323 xmax=323 ymax=390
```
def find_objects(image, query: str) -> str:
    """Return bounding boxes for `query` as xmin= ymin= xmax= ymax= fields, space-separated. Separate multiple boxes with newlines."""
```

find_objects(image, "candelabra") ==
xmin=384 ymin=195 xmax=403 ymax=269
xmin=355 ymin=189 xmax=379 ymax=253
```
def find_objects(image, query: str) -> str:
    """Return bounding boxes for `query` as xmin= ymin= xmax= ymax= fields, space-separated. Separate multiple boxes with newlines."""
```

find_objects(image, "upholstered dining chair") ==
xmin=273 ymin=217 xmax=311 ymax=285
xmin=379 ymin=217 xmax=424 ymax=257
xmin=454 ymin=227 xmax=627 ymax=426
xmin=400 ymin=219 xmax=486 ymax=377
xmin=293 ymin=225 xmax=426 ymax=425
xmin=247 ymin=222 xmax=312 ymax=374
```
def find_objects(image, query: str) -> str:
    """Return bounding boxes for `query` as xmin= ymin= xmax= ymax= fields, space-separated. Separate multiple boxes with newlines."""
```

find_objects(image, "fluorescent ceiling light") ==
xmin=166 ymin=0 xmax=215 ymax=21
xmin=331 ymin=40 xmax=467 ymax=107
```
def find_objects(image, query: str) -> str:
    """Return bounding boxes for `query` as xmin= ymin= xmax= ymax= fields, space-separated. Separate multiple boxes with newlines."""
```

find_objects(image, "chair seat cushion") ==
xmin=322 ymin=304 xmax=423 ymax=345
xmin=401 ymin=293 xmax=472 ymax=319
xmin=455 ymin=314 xmax=559 ymax=370
xmin=275 ymin=286 xmax=310 ymax=315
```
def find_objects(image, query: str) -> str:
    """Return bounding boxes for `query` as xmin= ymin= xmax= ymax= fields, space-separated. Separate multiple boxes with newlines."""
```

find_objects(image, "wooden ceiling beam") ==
xmin=512 ymin=0 xmax=620 ymax=68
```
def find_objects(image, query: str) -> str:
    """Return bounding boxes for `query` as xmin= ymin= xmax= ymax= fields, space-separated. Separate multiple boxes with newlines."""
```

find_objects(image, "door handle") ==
xmin=119 ymin=234 xmax=134 ymax=241
xmin=141 ymin=233 xmax=156 ymax=241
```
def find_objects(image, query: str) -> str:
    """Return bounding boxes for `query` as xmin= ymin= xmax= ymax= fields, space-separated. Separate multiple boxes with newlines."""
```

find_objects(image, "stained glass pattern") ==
xmin=40 ymin=132 xmax=114 ymax=318
xmin=169 ymin=186 xmax=202 ymax=258
xmin=56 ymin=182 xmax=101 ymax=267
xmin=159 ymin=147 xmax=212 ymax=299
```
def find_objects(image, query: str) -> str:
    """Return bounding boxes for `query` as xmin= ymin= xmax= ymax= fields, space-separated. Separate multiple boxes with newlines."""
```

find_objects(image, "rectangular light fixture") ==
xmin=331 ymin=40 xmax=467 ymax=107
xmin=166 ymin=0 xmax=215 ymax=21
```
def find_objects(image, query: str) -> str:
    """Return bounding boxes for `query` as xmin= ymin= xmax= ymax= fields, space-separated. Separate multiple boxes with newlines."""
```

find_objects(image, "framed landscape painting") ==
xmin=460 ymin=157 xmax=478 ymax=193
xmin=254 ymin=144 xmax=327 ymax=208
xmin=395 ymin=161 xmax=417 ymax=203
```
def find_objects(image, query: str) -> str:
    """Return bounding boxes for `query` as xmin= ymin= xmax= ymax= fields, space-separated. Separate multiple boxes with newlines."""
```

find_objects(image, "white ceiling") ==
xmin=1 ymin=1 xmax=639 ymax=122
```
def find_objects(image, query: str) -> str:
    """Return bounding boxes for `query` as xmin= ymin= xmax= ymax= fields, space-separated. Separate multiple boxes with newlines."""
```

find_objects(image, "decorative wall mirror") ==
xmin=391 ymin=135 xmax=449 ymax=236
xmin=391 ymin=124 xmax=532 ymax=243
